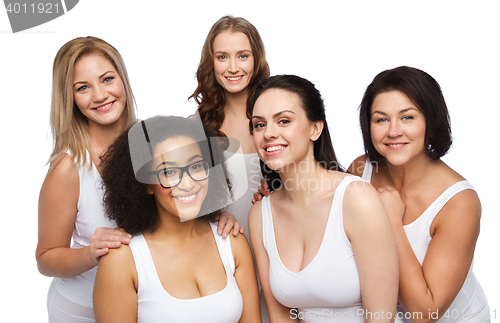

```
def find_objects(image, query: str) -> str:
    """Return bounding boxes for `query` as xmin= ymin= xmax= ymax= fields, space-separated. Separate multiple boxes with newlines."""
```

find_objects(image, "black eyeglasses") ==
xmin=149 ymin=160 xmax=210 ymax=188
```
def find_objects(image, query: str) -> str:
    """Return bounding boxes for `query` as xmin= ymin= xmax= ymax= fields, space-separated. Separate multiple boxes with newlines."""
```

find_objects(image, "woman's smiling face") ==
xmin=251 ymin=89 xmax=319 ymax=172
xmin=370 ymin=90 xmax=427 ymax=166
xmin=147 ymin=136 xmax=209 ymax=221
xmin=72 ymin=54 xmax=126 ymax=128
xmin=213 ymin=31 xmax=254 ymax=95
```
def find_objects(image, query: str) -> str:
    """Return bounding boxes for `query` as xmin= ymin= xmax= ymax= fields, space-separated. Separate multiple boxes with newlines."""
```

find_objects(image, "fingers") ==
xmin=232 ymin=221 xmax=245 ymax=237
xmin=217 ymin=211 xmax=244 ymax=238
xmin=258 ymin=183 xmax=268 ymax=195
xmin=217 ymin=211 xmax=235 ymax=238
xmin=252 ymin=184 xmax=271 ymax=204
xmin=217 ymin=213 xmax=229 ymax=238
xmin=89 ymin=227 xmax=132 ymax=263
xmin=252 ymin=192 xmax=262 ymax=204
xmin=92 ymin=246 xmax=110 ymax=260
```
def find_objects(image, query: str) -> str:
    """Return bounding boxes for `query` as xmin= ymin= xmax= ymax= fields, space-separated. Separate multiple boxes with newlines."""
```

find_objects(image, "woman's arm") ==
xmin=343 ymin=181 xmax=399 ymax=322
xmin=378 ymin=186 xmax=480 ymax=323
xmin=93 ymin=245 xmax=138 ymax=323
xmin=248 ymin=201 xmax=297 ymax=323
xmin=36 ymin=154 xmax=131 ymax=278
xmin=230 ymin=230 xmax=261 ymax=323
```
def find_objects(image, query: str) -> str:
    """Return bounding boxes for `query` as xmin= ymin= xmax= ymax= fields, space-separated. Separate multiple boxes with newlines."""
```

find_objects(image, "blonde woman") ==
xmin=36 ymin=37 xmax=137 ymax=322
xmin=36 ymin=37 xmax=240 ymax=322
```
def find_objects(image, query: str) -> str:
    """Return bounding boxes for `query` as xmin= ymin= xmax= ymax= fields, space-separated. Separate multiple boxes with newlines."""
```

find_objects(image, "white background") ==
xmin=1 ymin=0 xmax=498 ymax=321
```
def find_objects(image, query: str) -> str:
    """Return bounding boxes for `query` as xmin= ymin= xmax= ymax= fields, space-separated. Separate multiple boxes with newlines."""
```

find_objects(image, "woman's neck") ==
xmin=277 ymin=155 xmax=333 ymax=204
xmin=385 ymin=153 xmax=439 ymax=192
xmin=148 ymin=212 xmax=205 ymax=244
xmin=88 ymin=119 xmax=125 ymax=162
xmin=223 ymin=88 xmax=249 ymax=117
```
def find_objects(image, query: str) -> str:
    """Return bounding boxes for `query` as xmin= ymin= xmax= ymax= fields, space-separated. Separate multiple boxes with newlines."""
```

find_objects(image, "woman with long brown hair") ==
xmin=190 ymin=15 xmax=270 ymax=247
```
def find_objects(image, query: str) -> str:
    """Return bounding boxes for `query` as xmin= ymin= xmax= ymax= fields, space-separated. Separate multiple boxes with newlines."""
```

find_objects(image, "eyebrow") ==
xmin=372 ymin=107 xmax=419 ymax=116
xmin=155 ymin=154 xmax=203 ymax=169
xmin=251 ymin=110 xmax=295 ymax=121
xmin=214 ymin=49 xmax=252 ymax=56
xmin=73 ymin=71 xmax=115 ymax=87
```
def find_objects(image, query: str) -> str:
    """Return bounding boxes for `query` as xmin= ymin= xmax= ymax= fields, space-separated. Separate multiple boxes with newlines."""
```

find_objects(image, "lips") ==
xmin=263 ymin=144 xmax=287 ymax=156
xmin=385 ymin=142 xmax=407 ymax=150
xmin=225 ymin=75 xmax=243 ymax=83
xmin=173 ymin=191 xmax=199 ymax=204
xmin=93 ymin=101 xmax=114 ymax=111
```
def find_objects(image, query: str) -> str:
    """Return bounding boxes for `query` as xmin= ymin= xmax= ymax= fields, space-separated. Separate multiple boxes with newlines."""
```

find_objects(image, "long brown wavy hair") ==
xmin=189 ymin=16 xmax=270 ymax=137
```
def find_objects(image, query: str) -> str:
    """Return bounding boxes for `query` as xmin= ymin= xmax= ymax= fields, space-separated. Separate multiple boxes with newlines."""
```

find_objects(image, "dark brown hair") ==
xmin=248 ymin=74 xmax=344 ymax=191
xmin=359 ymin=66 xmax=452 ymax=164
xmin=189 ymin=16 xmax=270 ymax=137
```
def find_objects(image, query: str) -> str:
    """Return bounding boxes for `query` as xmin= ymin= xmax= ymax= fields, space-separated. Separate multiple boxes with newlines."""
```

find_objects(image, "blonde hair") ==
xmin=189 ymin=16 xmax=270 ymax=137
xmin=49 ymin=36 xmax=137 ymax=166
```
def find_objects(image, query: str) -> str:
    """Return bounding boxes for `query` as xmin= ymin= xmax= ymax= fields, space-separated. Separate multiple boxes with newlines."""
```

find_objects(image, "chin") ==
xmin=264 ymin=160 xmax=287 ymax=172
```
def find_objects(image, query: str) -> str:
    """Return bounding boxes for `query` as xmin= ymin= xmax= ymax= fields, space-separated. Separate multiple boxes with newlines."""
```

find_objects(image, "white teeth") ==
xmin=96 ymin=102 xmax=112 ymax=110
xmin=175 ymin=193 xmax=196 ymax=201
xmin=226 ymin=76 xmax=242 ymax=81
xmin=387 ymin=143 xmax=404 ymax=147
xmin=266 ymin=146 xmax=286 ymax=152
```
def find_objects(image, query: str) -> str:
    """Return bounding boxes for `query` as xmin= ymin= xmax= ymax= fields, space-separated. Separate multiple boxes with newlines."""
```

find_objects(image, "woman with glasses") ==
xmin=36 ymin=37 xmax=241 ymax=323
xmin=94 ymin=116 xmax=260 ymax=323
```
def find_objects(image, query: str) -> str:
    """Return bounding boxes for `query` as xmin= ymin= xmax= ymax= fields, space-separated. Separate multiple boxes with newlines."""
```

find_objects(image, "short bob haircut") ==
xmin=189 ymin=15 xmax=270 ymax=138
xmin=49 ymin=36 xmax=137 ymax=167
xmin=248 ymin=74 xmax=344 ymax=192
xmin=359 ymin=66 xmax=452 ymax=164
xmin=101 ymin=116 xmax=232 ymax=235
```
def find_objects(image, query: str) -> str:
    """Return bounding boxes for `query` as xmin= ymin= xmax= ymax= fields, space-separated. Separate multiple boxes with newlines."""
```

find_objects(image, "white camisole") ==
xmin=47 ymin=153 xmax=116 ymax=323
xmin=129 ymin=221 xmax=243 ymax=323
xmin=261 ymin=176 xmax=365 ymax=323
xmin=362 ymin=161 xmax=490 ymax=323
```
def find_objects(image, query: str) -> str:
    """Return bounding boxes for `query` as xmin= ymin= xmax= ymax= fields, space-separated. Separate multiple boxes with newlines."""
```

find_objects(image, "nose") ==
xmin=387 ymin=121 xmax=403 ymax=138
xmin=176 ymin=170 xmax=196 ymax=192
xmin=264 ymin=124 xmax=278 ymax=140
xmin=92 ymin=85 xmax=108 ymax=103
xmin=228 ymin=58 xmax=238 ymax=73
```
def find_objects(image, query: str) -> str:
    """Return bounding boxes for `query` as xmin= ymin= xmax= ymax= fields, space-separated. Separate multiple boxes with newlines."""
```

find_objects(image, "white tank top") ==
xmin=224 ymin=151 xmax=262 ymax=245
xmin=72 ymin=154 xmax=116 ymax=249
xmin=50 ymin=152 xmax=116 ymax=310
xmin=362 ymin=161 xmax=490 ymax=322
xmin=129 ymin=221 xmax=243 ymax=323
xmin=261 ymin=176 xmax=364 ymax=323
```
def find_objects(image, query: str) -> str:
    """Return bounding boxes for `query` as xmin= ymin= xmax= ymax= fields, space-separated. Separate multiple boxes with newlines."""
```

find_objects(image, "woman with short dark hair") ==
xmin=350 ymin=66 xmax=490 ymax=322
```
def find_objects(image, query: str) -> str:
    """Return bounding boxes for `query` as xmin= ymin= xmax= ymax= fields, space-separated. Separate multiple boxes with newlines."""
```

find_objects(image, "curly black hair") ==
xmin=101 ymin=116 xmax=232 ymax=235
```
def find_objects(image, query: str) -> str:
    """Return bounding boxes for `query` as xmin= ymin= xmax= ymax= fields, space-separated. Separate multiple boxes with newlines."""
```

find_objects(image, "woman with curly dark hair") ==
xmin=94 ymin=116 xmax=260 ymax=323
